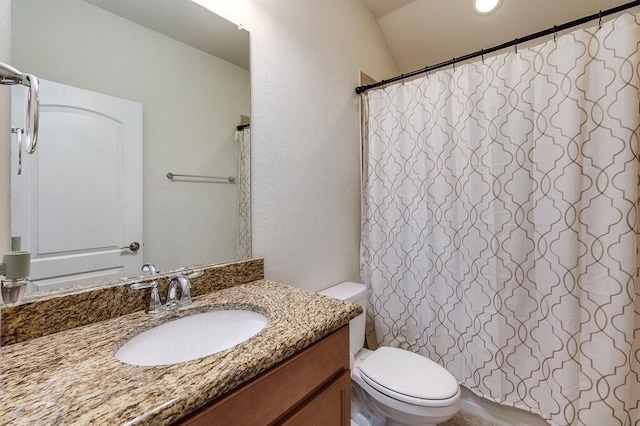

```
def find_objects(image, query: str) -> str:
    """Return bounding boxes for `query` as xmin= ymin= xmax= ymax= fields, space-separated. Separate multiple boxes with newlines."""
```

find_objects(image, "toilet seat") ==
xmin=359 ymin=347 xmax=459 ymax=407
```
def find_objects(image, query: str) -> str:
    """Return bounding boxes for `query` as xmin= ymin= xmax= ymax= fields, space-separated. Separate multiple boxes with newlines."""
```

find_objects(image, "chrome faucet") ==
xmin=131 ymin=269 xmax=203 ymax=313
xmin=142 ymin=263 xmax=160 ymax=275
xmin=166 ymin=274 xmax=191 ymax=308
xmin=130 ymin=281 xmax=163 ymax=314
xmin=167 ymin=270 xmax=203 ymax=308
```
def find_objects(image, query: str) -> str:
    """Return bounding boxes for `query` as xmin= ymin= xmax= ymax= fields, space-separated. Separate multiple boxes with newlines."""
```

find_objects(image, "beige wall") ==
xmin=9 ymin=0 xmax=250 ymax=272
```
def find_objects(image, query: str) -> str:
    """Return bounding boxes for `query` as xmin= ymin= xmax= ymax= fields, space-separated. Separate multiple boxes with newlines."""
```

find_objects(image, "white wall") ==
xmin=197 ymin=0 xmax=399 ymax=290
xmin=249 ymin=1 xmax=398 ymax=290
xmin=10 ymin=0 xmax=250 ymax=272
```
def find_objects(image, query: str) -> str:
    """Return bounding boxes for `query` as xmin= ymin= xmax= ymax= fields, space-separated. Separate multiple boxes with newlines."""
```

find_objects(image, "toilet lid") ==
xmin=359 ymin=347 xmax=459 ymax=403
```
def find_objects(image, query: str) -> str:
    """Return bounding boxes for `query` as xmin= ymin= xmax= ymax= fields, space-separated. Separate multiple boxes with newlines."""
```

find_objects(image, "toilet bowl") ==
xmin=319 ymin=282 xmax=460 ymax=426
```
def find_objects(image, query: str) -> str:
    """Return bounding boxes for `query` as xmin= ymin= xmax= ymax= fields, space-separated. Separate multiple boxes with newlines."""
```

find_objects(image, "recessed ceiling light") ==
xmin=475 ymin=0 xmax=502 ymax=15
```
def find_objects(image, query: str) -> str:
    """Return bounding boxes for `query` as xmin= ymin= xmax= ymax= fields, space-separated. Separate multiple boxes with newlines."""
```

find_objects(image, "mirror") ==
xmin=10 ymin=0 xmax=251 ymax=297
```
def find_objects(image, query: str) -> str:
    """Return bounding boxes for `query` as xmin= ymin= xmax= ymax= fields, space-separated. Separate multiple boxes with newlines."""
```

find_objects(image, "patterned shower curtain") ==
xmin=361 ymin=13 xmax=640 ymax=426
xmin=236 ymin=128 xmax=251 ymax=259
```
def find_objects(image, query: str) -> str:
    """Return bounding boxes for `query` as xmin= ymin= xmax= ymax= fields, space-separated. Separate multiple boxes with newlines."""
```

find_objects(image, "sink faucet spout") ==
xmin=167 ymin=270 xmax=203 ymax=307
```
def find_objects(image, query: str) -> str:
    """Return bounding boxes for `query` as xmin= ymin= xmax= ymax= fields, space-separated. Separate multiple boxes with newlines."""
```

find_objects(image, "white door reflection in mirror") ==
xmin=11 ymin=79 xmax=143 ymax=292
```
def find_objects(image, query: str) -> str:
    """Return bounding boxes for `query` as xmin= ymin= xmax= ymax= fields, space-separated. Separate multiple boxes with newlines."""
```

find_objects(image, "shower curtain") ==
xmin=361 ymin=13 xmax=640 ymax=426
xmin=236 ymin=128 xmax=251 ymax=259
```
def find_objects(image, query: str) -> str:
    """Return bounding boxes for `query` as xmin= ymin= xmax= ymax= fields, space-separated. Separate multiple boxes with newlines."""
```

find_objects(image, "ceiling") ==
xmin=360 ymin=0 xmax=631 ymax=74
xmin=359 ymin=0 xmax=417 ymax=18
xmin=84 ymin=0 xmax=250 ymax=70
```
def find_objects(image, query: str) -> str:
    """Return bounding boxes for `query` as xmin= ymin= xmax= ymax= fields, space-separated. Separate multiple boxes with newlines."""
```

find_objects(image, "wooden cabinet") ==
xmin=176 ymin=326 xmax=351 ymax=426
xmin=280 ymin=371 xmax=350 ymax=426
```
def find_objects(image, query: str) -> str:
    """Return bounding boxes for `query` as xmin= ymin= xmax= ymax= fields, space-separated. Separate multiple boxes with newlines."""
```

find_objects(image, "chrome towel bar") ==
xmin=166 ymin=172 xmax=236 ymax=183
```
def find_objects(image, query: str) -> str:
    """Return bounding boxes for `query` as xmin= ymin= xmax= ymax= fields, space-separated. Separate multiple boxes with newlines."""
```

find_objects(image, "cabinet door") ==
xmin=281 ymin=371 xmax=351 ymax=426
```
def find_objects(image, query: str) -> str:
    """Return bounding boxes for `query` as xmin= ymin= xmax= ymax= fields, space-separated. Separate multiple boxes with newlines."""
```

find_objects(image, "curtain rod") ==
xmin=355 ymin=0 xmax=640 ymax=94
xmin=237 ymin=123 xmax=250 ymax=131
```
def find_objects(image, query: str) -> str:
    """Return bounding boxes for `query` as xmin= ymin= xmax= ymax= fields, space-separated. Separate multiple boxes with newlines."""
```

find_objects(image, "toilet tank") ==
xmin=319 ymin=282 xmax=367 ymax=355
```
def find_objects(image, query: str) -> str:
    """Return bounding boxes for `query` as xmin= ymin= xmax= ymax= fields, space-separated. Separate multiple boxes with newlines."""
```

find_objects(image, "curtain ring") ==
xmin=401 ymin=73 xmax=405 ymax=86
xmin=553 ymin=25 xmax=557 ymax=43
xmin=514 ymin=38 xmax=518 ymax=54
xmin=452 ymin=58 xmax=456 ymax=72
xmin=598 ymin=10 xmax=602 ymax=29
xmin=481 ymin=48 xmax=485 ymax=64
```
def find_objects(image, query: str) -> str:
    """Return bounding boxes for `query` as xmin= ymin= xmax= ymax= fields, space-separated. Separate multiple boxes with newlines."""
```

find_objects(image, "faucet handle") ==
xmin=187 ymin=270 xmax=204 ymax=280
xmin=131 ymin=281 xmax=164 ymax=314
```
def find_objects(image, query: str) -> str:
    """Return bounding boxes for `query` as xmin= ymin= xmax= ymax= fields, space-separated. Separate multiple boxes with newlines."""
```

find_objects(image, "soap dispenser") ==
xmin=0 ymin=237 xmax=31 ymax=305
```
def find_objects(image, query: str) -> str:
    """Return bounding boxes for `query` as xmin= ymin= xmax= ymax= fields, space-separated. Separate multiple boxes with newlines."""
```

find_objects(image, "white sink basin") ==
xmin=116 ymin=310 xmax=268 ymax=366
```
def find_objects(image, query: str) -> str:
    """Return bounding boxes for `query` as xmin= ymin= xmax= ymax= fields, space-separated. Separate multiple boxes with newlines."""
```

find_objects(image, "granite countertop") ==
xmin=0 ymin=280 xmax=362 ymax=425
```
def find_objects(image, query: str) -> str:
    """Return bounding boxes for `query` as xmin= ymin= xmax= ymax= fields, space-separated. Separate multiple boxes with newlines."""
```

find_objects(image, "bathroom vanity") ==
xmin=0 ymin=266 xmax=361 ymax=425
xmin=178 ymin=327 xmax=350 ymax=425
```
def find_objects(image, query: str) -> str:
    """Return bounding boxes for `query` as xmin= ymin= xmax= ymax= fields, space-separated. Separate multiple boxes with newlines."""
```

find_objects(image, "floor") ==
xmin=439 ymin=412 xmax=499 ymax=426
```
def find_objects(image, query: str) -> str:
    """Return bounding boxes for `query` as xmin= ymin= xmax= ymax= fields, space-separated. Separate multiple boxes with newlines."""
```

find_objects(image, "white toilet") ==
xmin=319 ymin=282 xmax=460 ymax=426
